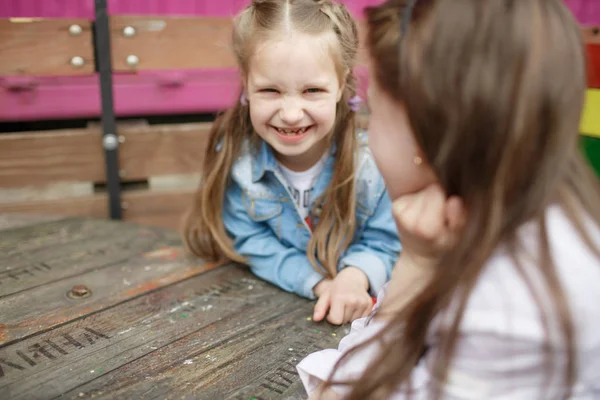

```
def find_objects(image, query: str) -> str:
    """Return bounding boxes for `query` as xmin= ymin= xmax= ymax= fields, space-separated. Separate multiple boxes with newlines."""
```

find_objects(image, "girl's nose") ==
xmin=279 ymin=98 xmax=304 ymax=125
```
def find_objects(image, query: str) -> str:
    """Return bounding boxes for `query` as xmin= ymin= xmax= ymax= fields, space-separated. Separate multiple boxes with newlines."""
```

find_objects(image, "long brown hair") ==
xmin=336 ymin=0 xmax=600 ymax=398
xmin=182 ymin=0 xmax=360 ymax=279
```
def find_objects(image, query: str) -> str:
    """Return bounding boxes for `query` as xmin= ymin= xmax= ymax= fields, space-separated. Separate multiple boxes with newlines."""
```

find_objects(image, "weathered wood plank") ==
xmin=110 ymin=16 xmax=235 ymax=71
xmin=0 ymin=189 xmax=195 ymax=231
xmin=0 ymin=219 xmax=223 ymax=347
xmin=0 ymin=128 xmax=104 ymax=189
xmin=0 ymin=18 xmax=94 ymax=76
xmin=0 ymin=215 xmax=64 ymax=232
xmin=0 ymin=195 xmax=108 ymax=220
xmin=0 ymin=122 xmax=209 ymax=190
xmin=0 ymin=264 xmax=343 ymax=400
xmin=117 ymin=122 xmax=209 ymax=182
xmin=120 ymin=189 xmax=195 ymax=230
xmin=0 ymin=218 xmax=173 ymax=298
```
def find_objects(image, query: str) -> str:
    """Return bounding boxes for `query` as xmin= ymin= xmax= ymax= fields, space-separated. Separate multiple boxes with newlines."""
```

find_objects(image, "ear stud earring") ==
xmin=414 ymin=155 xmax=423 ymax=166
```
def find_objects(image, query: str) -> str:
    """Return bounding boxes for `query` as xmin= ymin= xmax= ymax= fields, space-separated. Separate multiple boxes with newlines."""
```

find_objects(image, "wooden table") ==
xmin=0 ymin=216 xmax=346 ymax=400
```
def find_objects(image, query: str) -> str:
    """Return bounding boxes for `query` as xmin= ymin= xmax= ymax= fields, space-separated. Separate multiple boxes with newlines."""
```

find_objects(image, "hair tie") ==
xmin=348 ymin=95 xmax=362 ymax=112
xmin=240 ymin=92 xmax=248 ymax=106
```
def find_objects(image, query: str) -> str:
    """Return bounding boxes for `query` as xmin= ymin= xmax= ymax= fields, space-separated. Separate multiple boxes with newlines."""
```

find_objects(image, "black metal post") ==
xmin=94 ymin=0 xmax=122 ymax=219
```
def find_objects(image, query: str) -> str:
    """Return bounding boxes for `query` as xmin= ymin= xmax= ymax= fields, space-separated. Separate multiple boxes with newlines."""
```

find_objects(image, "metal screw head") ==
xmin=68 ymin=24 xmax=83 ymax=36
xmin=103 ymin=134 xmax=119 ymax=151
xmin=123 ymin=26 xmax=136 ymax=37
xmin=67 ymin=284 xmax=91 ymax=299
xmin=126 ymin=54 xmax=139 ymax=67
xmin=71 ymin=56 xmax=85 ymax=68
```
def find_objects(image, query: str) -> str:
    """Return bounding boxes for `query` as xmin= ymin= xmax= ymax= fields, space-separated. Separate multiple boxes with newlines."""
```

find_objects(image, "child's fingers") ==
xmin=313 ymin=292 xmax=331 ymax=322
xmin=446 ymin=196 xmax=466 ymax=232
xmin=327 ymin=300 xmax=345 ymax=325
xmin=416 ymin=185 xmax=446 ymax=237
xmin=351 ymin=300 xmax=372 ymax=322
xmin=343 ymin=305 xmax=356 ymax=324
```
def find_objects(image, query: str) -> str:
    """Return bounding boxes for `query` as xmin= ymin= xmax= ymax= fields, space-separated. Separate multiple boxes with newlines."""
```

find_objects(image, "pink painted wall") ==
xmin=106 ymin=0 xmax=381 ymax=17
xmin=564 ymin=0 xmax=600 ymax=25
xmin=0 ymin=0 xmax=596 ymax=22
xmin=1 ymin=0 xmax=595 ymax=122
xmin=0 ymin=0 xmax=383 ymax=18
xmin=0 ymin=0 xmax=94 ymax=18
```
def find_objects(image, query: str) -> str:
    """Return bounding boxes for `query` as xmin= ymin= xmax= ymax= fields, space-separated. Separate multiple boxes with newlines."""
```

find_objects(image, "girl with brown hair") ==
xmin=183 ymin=0 xmax=401 ymax=325
xmin=298 ymin=0 xmax=600 ymax=397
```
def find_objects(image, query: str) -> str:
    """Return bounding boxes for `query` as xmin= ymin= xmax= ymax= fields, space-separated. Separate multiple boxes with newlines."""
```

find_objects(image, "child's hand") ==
xmin=392 ymin=183 xmax=465 ymax=267
xmin=376 ymin=184 xmax=466 ymax=321
xmin=312 ymin=267 xmax=372 ymax=325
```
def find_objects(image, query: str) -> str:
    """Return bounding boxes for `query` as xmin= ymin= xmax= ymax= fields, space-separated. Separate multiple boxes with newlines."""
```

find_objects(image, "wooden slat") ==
xmin=0 ymin=18 xmax=94 ymax=76
xmin=0 ymin=189 xmax=196 ymax=231
xmin=110 ymin=16 xmax=235 ymax=71
xmin=0 ymin=122 xmax=210 ymax=189
xmin=0 ymin=263 xmax=341 ymax=400
xmin=118 ymin=121 xmax=210 ymax=181
xmin=0 ymin=218 xmax=175 ymax=298
xmin=120 ymin=189 xmax=196 ymax=230
xmin=110 ymin=16 xmax=371 ymax=71
xmin=0 ymin=127 xmax=104 ymax=188
xmin=0 ymin=194 xmax=108 ymax=219
xmin=0 ymin=215 xmax=63 ymax=232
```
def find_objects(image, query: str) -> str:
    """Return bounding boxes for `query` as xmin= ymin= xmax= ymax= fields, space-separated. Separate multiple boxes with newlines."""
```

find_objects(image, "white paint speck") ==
xmin=183 ymin=359 xmax=194 ymax=365
xmin=90 ymin=370 xmax=95 ymax=373
xmin=79 ymin=393 xmax=85 ymax=397
xmin=123 ymin=279 xmax=131 ymax=286
xmin=248 ymin=285 xmax=254 ymax=290
xmin=144 ymin=266 xmax=152 ymax=271
xmin=150 ymin=346 xmax=158 ymax=350
xmin=201 ymin=305 xmax=213 ymax=311
xmin=118 ymin=327 xmax=134 ymax=335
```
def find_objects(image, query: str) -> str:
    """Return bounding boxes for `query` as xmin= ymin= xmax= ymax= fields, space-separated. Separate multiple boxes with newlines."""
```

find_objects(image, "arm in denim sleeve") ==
xmin=339 ymin=190 xmax=401 ymax=296
xmin=223 ymin=181 xmax=325 ymax=299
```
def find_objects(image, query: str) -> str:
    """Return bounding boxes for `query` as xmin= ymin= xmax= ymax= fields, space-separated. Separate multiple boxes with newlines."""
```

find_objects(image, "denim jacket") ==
xmin=223 ymin=130 xmax=401 ymax=299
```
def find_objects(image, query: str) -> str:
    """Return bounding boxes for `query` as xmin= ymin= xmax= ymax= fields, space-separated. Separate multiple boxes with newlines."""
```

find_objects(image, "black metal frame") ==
xmin=94 ymin=0 xmax=122 ymax=219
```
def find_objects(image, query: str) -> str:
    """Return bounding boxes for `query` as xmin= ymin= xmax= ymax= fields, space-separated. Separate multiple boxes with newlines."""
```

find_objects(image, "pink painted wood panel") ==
xmin=0 ymin=0 xmax=594 ymax=23
xmin=564 ymin=0 xmax=600 ymax=25
xmin=106 ymin=0 xmax=382 ymax=17
xmin=0 ymin=0 xmax=94 ymax=18
xmin=0 ymin=75 xmax=100 ymax=121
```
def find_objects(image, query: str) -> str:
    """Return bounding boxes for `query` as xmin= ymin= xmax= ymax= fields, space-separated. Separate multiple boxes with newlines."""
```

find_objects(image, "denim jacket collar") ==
xmin=251 ymin=140 xmax=337 ymax=183
xmin=251 ymin=141 xmax=277 ymax=183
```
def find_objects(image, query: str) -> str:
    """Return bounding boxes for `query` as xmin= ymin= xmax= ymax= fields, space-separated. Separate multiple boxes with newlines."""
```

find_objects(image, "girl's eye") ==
xmin=260 ymin=88 xmax=279 ymax=93
xmin=305 ymin=88 xmax=323 ymax=94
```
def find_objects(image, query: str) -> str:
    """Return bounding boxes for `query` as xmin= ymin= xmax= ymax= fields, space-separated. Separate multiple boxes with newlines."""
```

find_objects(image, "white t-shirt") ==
xmin=278 ymin=154 xmax=328 ymax=221
xmin=297 ymin=205 xmax=600 ymax=399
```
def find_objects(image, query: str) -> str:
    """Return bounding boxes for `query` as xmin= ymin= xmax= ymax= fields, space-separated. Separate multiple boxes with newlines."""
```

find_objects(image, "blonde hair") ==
xmin=183 ymin=0 xmax=360 ymax=279
xmin=333 ymin=0 xmax=600 ymax=398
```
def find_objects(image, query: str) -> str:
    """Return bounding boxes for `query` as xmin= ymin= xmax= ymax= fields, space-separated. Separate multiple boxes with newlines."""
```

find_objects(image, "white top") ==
xmin=297 ymin=206 xmax=600 ymax=399
xmin=278 ymin=154 xmax=328 ymax=221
